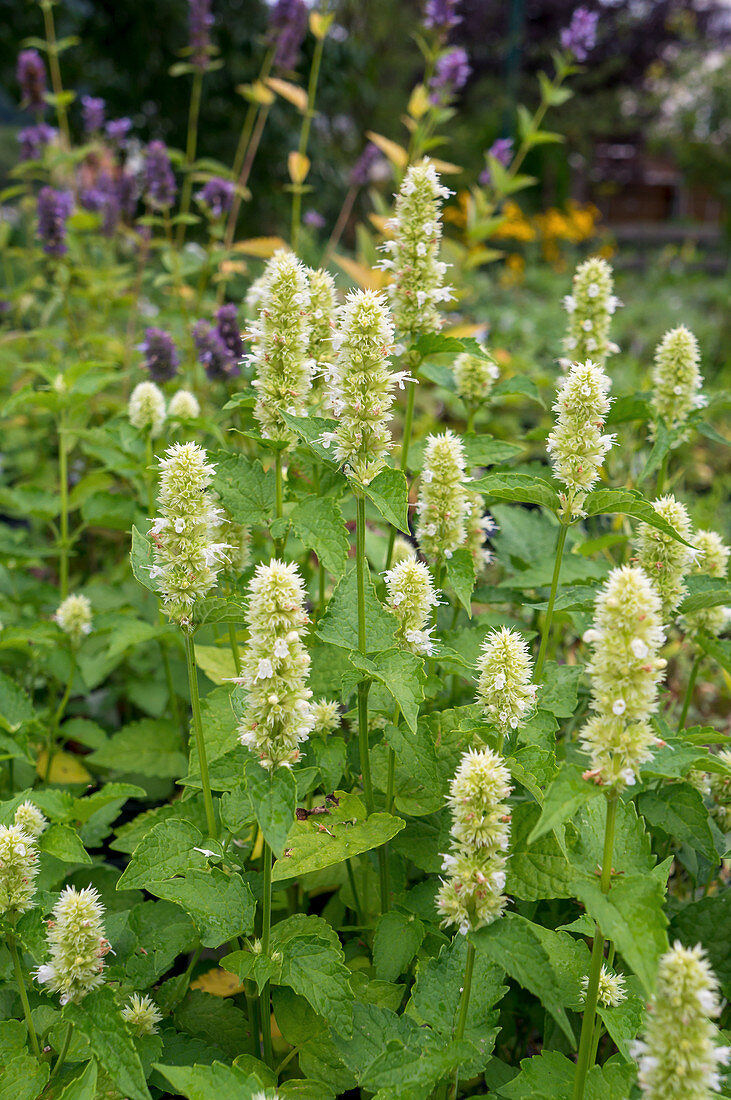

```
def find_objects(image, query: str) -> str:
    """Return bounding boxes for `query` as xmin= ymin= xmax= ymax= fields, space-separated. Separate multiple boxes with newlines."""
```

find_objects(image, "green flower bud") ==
xmin=54 ymin=593 xmax=93 ymax=645
xmin=168 ymin=389 xmax=200 ymax=420
xmin=546 ymin=359 xmax=615 ymax=519
xmin=128 ymin=380 xmax=166 ymax=438
xmin=14 ymin=801 xmax=48 ymax=839
xmin=122 ymin=992 xmax=163 ymax=1036
xmin=634 ymin=495 xmax=696 ymax=619
xmin=453 ymin=346 xmax=499 ymax=406
xmin=416 ymin=430 xmax=468 ymax=562
xmin=651 ymin=326 xmax=705 ymax=438
xmin=561 ymin=256 xmax=619 ymax=369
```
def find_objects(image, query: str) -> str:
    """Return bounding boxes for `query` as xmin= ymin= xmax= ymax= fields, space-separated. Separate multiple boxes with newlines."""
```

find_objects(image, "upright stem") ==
xmin=291 ymin=34 xmax=326 ymax=254
xmin=274 ymin=450 xmax=284 ymax=557
xmin=450 ymin=939 xmax=476 ymax=1098
xmin=222 ymin=100 xmax=272 ymax=262
xmin=572 ymin=795 xmax=618 ymax=1100
xmin=228 ymin=623 xmax=241 ymax=676
xmin=355 ymin=492 xmax=374 ymax=813
xmin=40 ymin=0 xmax=70 ymax=149
xmin=535 ymin=522 xmax=569 ymax=679
xmin=146 ymin=436 xmax=181 ymax=732
xmin=385 ymin=374 xmax=418 ymax=571
xmin=656 ymin=451 xmax=670 ymax=497
xmin=177 ymin=70 xmax=204 ymax=247
xmin=58 ymin=408 xmax=69 ymax=599
xmin=345 ymin=857 xmax=365 ymax=927
xmin=184 ymin=632 xmax=217 ymax=837
xmin=45 ymin=651 xmax=75 ymax=781
xmin=260 ymin=839 xmax=273 ymax=1068
xmin=678 ymin=652 xmax=701 ymax=731
xmin=8 ymin=932 xmax=41 ymax=1057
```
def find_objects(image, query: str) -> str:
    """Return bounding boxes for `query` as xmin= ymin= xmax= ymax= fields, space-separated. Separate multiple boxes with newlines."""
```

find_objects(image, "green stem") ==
xmin=260 ymin=839 xmax=274 ymax=1068
xmin=274 ymin=450 xmax=284 ymax=557
xmin=572 ymin=795 xmax=618 ymax=1100
xmin=8 ymin=932 xmax=41 ymax=1058
xmin=40 ymin=0 xmax=70 ymax=148
xmin=466 ymin=407 xmax=475 ymax=433
xmin=291 ymin=33 xmax=326 ymax=254
xmin=355 ymin=492 xmax=374 ymax=814
xmin=184 ymin=632 xmax=217 ymax=838
xmin=656 ymin=450 xmax=670 ymax=497
xmin=177 ymin=70 xmax=204 ymax=247
xmin=246 ymin=986 xmax=261 ymax=1058
xmin=58 ymin=409 xmax=69 ymax=599
xmin=345 ymin=858 xmax=365 ymax=927
xmin=535 ymin=522 xmax=569 ymax=679
xmin=450 ymin=939 xmax=476 ymax=1098
xmin=678 ymin=653 xmax=701 ymax=731
xmin=318 ymin=562 xmax=326 ymax=617
xmin=49 ymin=1020 xmax=73 ymax=1080
xmin=385 ymin=372 xmax=418 ymax=570
xmin=228 ymin=623 xmax=241 ymax=677
xmin=45 ymin=651 xmax=75 ymax=782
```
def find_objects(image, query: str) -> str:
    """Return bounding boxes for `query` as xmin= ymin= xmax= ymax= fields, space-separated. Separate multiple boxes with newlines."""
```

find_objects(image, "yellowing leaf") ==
xmin=36 ymin=749 xmax=92 ymax=784
xmin=332 ymin=254 xmax=387 ymax=290
xmin=444 ymin=322 xmax=486 ymax=339
xmin=310 ymin=10 xmax=334 ymax=38
xmin=366 ymin=131 xmax=408 ymax=170
xmin=232 ymin=236 xmax=287 ymax=257
xmin=266 ymin=77 xmax=308 ymax=113
xmin=408 ymin=84 xmax=430 ymax=121
xmin=217 ymin=260 xmax=249 ymax=277
xmin=236 ymin=80 xmax=275 ymax=106
xmin=194 ymin=644 xmax=239 ymax=685
xmin=191 ymin=967 xmax=245 ymax=997
xmin=288 ymin=151 xmax=311 ymax=184
xmin=367 ymin=213 xmax=391 ymax=236
xmin=430 ymin=157 xmax=462 ymax=175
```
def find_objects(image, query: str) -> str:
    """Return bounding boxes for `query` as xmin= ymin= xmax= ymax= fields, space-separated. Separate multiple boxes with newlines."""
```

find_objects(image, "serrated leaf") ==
xmin=669 ymin=892 xmax=731 ymax=998
xmin=507 ymin=802 xmax=572 ymax=901
xmin=150 ymin=868 xmax=256 ymax=948
xmin=637 ymin=783 xmax=719 ymax=862
xmin=359 ymin=467 xmax=410 ymax=533
xmin=0 ymin=1054 xmax=49 ymax=1100
xmin=462 ymin=432 xmax=525 ymax=466
xmin=193 ymin=645 xmax=238 ymax=684
xmin=528 ymin=764 xmax=603 ymax=843
xmin=130 ymin=526 xmax=159 ymax=593
xmin=348 ymin=648 xmax=424 ymax=733
xmin=271 ymin=914 xmax=353 ymax=1036
xmin=696 ymin=631 xmax=731 ymax=674
xmin=211 ymin=453 xmax=274 ymax=526
xmin=491 ymin=375 xmax=546 ymax=408
xmin=373 ymin=910 xmax=425 ymax=981
xmin=153 ymin=1060 xmax=270 ymax=1100
xmin=279 ymin=411 xmax=341 ymax=467
xmin=445 ymin=546 xmax=475 ymax=616
xmin=66 ymin=987 xmax=150 ymax=1100
xmin=117 ymin=820 xmax=208 ymax=890
xmin=88 ymin=719 xmax=186 ymax=778
xmin=539 ymin=661 xmax=583 ymax=718
xmin=471 ymin=472 xmax=561 ymax=512
xmin=245 ymin=755 xmax=296 ymax=858
xmin=678 ymin=575 xmax=731 ymax=614
xmin=596 ymin=974 xmax=646 ymax=1062
xmin=55 ymin=1059 xmax=98 ymax=1100
xmin=316 ymin=564 xmax=397 ymax=654
xmin=291 ymin=496 xmax=349 ymax=576
xmin=583 ymin=488 xmax=695 ymax=546
xmin=40 ymin=823 xmax=92 ymax=864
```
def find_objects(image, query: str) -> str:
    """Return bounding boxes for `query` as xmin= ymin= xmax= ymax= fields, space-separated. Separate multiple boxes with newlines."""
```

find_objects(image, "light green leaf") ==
xmin=153 ymin=1061 xmax=270 ymax=1100
xmin=130 ymin=526 xmax=159 ymax=593
xmin=149 ymin=868 xmax=256 ymax=948
xmin=193 ymin=645 xmax=239 ymax=685
xmin=0 ymin=1054 xmax=49 ymax=1100
xmin=39 ymin=823 xmax=92 ymax=864
xmin=348 ymin=648 xmax=424 ymax=732
xmin=316 ymin=564 xmax=397 ymax=654
xmin=271 ymin=914 xmax=353 ymax=1037
xmin=462 ymin=432 xmax=525 ymax=465
xmin=117 ymin=820 xmax=208 ymax=890
xmin=445 ymin=547 xmax=475 ymax=616
xmin=291 ymin=496 xmax=349 ymax=576
xmin=373 ymin=910 xmax=425 ymax=981
xmin=507 ymin=802 xmax=572 ymax=901
xmin=88 ymin=719 xmax=186 ymax=778
xmin=539 ymin=661 xmax=583 ymax=718
xmin=211 ymin=453 xmax=274 ymax=526
xmin=528 ymin=764 xmax=603 ymax=843
xmin=583 ymin=488 xmax=695 ymax=546
xmin=66 ymin=987 xmax=150 ymax=1100
xmin=359 ymin=467 xmax=410 ymax=534
xmin=245 ymin=756 xmax=296 ymax=858
xmin=696 ymin=631 xmax=731 ymax=675
xmin=491 ymin=375 xmax=546 ymax=408
xmin=637 ymin=783 xmax=720 ymax=862
xmin=279 ymin=411 xmax=341 ymax=467
xmin=678 ymin=575 xmax=731 ymax=614
xmin=471 ymin=472 xmax=561 ymax=513
xmin=55 ymin=1059 xmax=98 ymax=1100
xmin=596 ymin=975 xmax=646 ymax=1062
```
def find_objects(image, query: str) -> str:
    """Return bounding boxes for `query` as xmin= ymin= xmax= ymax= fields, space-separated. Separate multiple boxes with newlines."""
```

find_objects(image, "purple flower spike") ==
xmin=79 ymin=172 xmax=121 ymax=236
xmin=18 ymin=123 xmax=56 ymax=162
xmin=195 ymin=176 xmax=234 ymax=218
xmin=423 ymin=0 xmax=461 ymax=32
xmin=17 ymin=50 xmax=47 ymax=113
xmin=303 ymin=209 xmax=326 ymax=229
xmin=350 ymin=142 xmax=383 ymax=187
xmin=215 ymin=304 xmax=244 ymax=360
xmin=560 ymin=7 xmax=598 ymax=62
xmin=268 ymin=0 xmax=308 ymax=71
xmin=117 ymin=170 xmax=140 ymax=221
xmin=193 ymin=320 xmax=239 ymax=381
xmin=106 ymin=117 xmax=132 ymax=145
xmin=430 ymin=47 xmax=471 ymax=99
xmin=140 ymin=327 xmax=180 ymax=381
xmin=144 ymin=140 xmax=177 ymax=210
xmin=189 ymin=0 xmax=214 ymax=70
xmin=479 ymin=137 xmax=514 ymax=185
xmin=37 ymin=187 xmax=73 ymax=256
xmin=81 ymin=95 xmax=105 ymax=133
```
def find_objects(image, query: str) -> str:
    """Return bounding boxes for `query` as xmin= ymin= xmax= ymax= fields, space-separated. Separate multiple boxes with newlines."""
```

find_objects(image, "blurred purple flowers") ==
xmin=37 ymin=187 xmax=73 ymax=256
xmin=79 ymin=172 xmax=123 ymax=236
xmin=144 ymin=141 xmax=177 ymax=209
xmin=189 ymin=0 xmax=214 ymax=70
xmin=430 ymin=47 xmax=471 ymax=100
xmin=423 ymin=0 xmax=461 ymax=33
xmin=106 ymin=118 xmax=133 ymax=145
xmin=82 ymin=95 xmax=105 ymax=133
xmin=140 ymin=327 xmax=180 ymax=382
xmin=479 ymin=137 xmax=514 ymax=185
xmin=350 ymin=143 xmax=382 ymax=187
xmin=17 ymin=50 xmax=47 ymax=112
xmin=196 ymin=177 xmax=234 ymax=218
xmin=560 ymin=7 xmax=598 ymax=61
xmin=303 ymin=209 xmax=325 ymax=229
xmin=193 ymin=320 xmax=239 ymax=381
xmin=215 ymin=303 xmax=244 ymax=360
xmin=269 ymin=0 xmax=308 ymax=71
xmin=18 ymin=123 xmax=56 ymax=162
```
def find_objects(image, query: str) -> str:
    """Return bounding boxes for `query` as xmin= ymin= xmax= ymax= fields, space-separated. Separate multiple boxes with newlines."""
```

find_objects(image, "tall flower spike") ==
xmin=306 ymin=267 xmax=336 ymax=377
xmin=54 ymin=594 xmax=93 ymax=645
xmin=237 ymin=560 xmax=314 ymax=769
xmin=14 ymin=801 xmax=48 ymax=839
xmin=580 ymin=565 xmax=667 ymax=789
xmin=150 ymin=443 xmax=229 ymax=626
xmin=144 ymin=140 xmax=177 ymax=210
xmin=129 ymin=380 xmax=166 ymax=438
xmin=561 ymin=257 xmax=619 ymax=369
xmin=0 ymin=824 xmax=39 ymax=916
xmin=323 ymin=289 xmax=407 ymax=485
xmin=415 ymin=430 xmax=468 ymax=561
xmin=476 ymin=627 xmax=537 ymax=738
xmin=453 ymin=345 xmax=500 ymax=408
xmin=384 ymin=557 xmax=439 ymax=656
xmin=634 ymin=495 xmax=696 ymax=619
xmin=436 ymin=747 xmax=512 ymax=934
xmin=632 ymin=942 xmax=730 ymax=1099
xmin=380 ymin=158 xmax=453 ymax=341
xmin=546 ymin=359 xmax=614 ymax=520
xmin=685 ymin=529 xmax=730 ymax=637
xmin=122 ymin=993 xmax=163 ymax=1036
xmin=464 ymin=491 xmax=496 ymax=575
xmin=36 ymin=886 xmax=110 ymax=1006
xmin=250 ymin=250 xmax=313 ymax=442
xmin=140 ymin=327 xmax=179 ymax=382
xmin=651 ymin=326 xmax=705 ymax=438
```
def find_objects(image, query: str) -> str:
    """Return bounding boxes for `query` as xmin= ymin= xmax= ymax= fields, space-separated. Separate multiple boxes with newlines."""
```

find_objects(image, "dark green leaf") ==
xmin=637 ymin=783 xmax=720 ymax=862
xmin=316 ymin=564 xmax=397 ymax=654
xmin=66 ymin=987 xmax=150 ymax=1100
xmin=211 ymin=453 xmax=274 ymax=526
xmin=290 ymin=496 xmax=349 ymax=576
xmin=445 ymin=547 xmax=475 ymax=616
xmin=245 ymin=756 xmax=296 ymax=858
xmin=150 ymin=868 xmax=256 ymax=948
xmin=471 ymin=472 xmax=561 ymax=513
xmin=528 ymin=765 xmax=603 ymax=843
xmin=373 ymin=910 xmax=425 ymax=981
xmin=348 ymin=649 xmax=424 ymax=733
xmin=359 ymin=467 xmax=410 ymax=534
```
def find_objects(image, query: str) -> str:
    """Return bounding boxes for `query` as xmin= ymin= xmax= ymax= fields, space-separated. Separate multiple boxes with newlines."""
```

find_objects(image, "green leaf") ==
xmin=279 ymin=411 xmax=342 ymax=467
xmin=606 ymin=393 xmax=652 ymax=425
xmin=220 ymin=948 xmax=281 ymax=994
xmin=373 ymin=910 xmax=425 ymax=981
xmin=126 ymin=900 xmax=197 ymax=987
xmin=596 ymin=975 xmax=646 ymax=1062
xmin=637 ymin=783 xmax=720 ymax=862
xmin=639 ymin=418 xmax=673 ymax=483
xmin=498 ymin=1050 xmax=635 ymax=1099
xmin=359 ymin=467 xmax=410 ymax=533
xmin=66 ymin=987 xmax=150 ymax=1100
xmin=39 ymin=823 xmax=92 ymax=864
xmin=462 ymin=432 xmax=525 ymax=465
xmin=130 ymin=526 xmax=159 ymax=593
xmin=271 ymin=914 xmax=353 ymax=1036
xmin=409 ymin=934 xmax=507 ymax=1047
xmin=539 ymin=661 xmax=583 ymax=718
xmin=193 ymin=645 xmax=239 ymax=684
xmin=669 ymin=892 xmax=731 ymax=998
xmin=316 ymin=564 xmax=397 ymax=654
xmin=150 ymin=868 xmax=256 ymax=948
xmin=174 ymin=991 xmax=250 ymax=1059
xmin=0 ymin=671 xmax=35 ymax=732
xmin=88 ymin=719 xmax=186 ymax=778
xmin=583 ymin=488 xmax=695 ymax=546
xmin=271 ymin=790 xmax=404 ymax=882
xmin=445 ymin=547 xmax=475 ymax=616
xmin=348 ymin=649 xmax=424 ymax=733
xmin=573 ymin=873 xmax=668 ymax=995
xmin=569 ymin=797 xmax=656 ymax=878
xmin=696 ymin=631 xmax=731 ymax=675
xmin=153 ymin=1060 xmax=270 ymax=1100
xmin=528 ymin=765 xmax=603 ymax=843
xmin=491 ymin=375 xmax=546 ymax=408
xmin=473 ymin=913 xmax=588 ymax=1045
xmin=245 ymin=756 xmax=296 ymax=858
xmin=678 ymin=575 xmax=731 ymax=614
xmin=117 ymin=820 xmax=209 ymax=890
xmin=55 ymin=1060 xmax=98 ymax=1100
xmin=413 ymin=332 xmax=467 ymax=358
xmin=290 ymin=496 xmax=349 ymax=576
xmin=386 ymin=718 xmax=442 ymax=800
xmin=0 ymin=1054 xmax=49 ymax=1100
xmin=471 ymin=472 xmax=561 ymax=513
xmin=211 ymin=453 xmax=274 ymax=526
xmin=507 ymin=802 xmax=572 ymax=901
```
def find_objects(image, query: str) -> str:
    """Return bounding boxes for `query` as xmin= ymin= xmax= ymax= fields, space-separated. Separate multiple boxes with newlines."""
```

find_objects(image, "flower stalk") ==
xmin=184 ymin=632 xmax=217 ymax=838
xmin=535 ymin=521 xmax=569 ymax=679
xmin=8 ymin=930 xmax=41 ymax=1058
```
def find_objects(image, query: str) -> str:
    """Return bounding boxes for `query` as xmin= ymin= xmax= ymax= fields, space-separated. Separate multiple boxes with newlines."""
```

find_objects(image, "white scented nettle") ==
xmin=685 ymin=529 xmax=730 ymax=637
xmin=380 ymin=158 xmax=453 ymax=341
xmin=384 ymin=557 xmax=439 ymax=656
xmin=561 ymin=256 xmax=619 ymax=370
xmin=128 ymin=380 xmax=166 ymax=437
xmin=465 ymin=490 xmax=497 ymax=574
xmin=122 ymin=993 xmax=163 ymax=1036
xmin=632 ymin=942 xmax=730 ymax=1099
xmin=476 ymin=627 xmax=537 ymax=739
xmin=36 ymin=885 xmax=110 ymax=1005
xmin=14 ymin=801 xmax=48 ymax=839
xmin=580 ymin=565 xmax=667 ymax=788
xmin=436 ymin=747 xmax=512 ymax=934
xmin=453 ymin=346 xmax=500 ymax=407
xmin=150 ymin=443 xmax=229 ymax=626
xmin=634 ymin=495 xmax=696 ymax=619
xmin=546 ymin=359 xmax=615 ymax=519
xmin=323 ymin=289 xmax=409 ymax=485
xmin=237 ymin=559 xmax=314 ymax=769
xmin=0 ymin=824 xmax=39 ymax=917
xmin=581 ymin=965 xmax=627 ymax=1008
xmin=168 ymin=389 xmax=200 ymax=420
xmin=651 ymin=325 xmax=705 ymax=437
xmin=54 ymin=593 xmax=93 ymax=645
xmin=306 ymin=267 xmax=336 ymax=376
xmin=250 ymin=249 xmax=313 ymax=442
xmin=416 ymin=430 xmax=469 ymax=561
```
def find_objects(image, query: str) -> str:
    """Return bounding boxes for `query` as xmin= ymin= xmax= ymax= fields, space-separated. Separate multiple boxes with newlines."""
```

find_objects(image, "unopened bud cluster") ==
xmin=36 ymin=886 xmax=110 ymax=1005
xmin=634 ymin=495 xmax=696 ymax=619
xmin=453 ymin=346 xmax=499 ymax=407
xmin=581 ymin=965 xmax=627 ymax=1008
xmin=416 ymin=430 xmax=468 ymax=561
xmin=685 ymin=529 xmax=730 ymax=637
xmin=128 ymin=380 xmax=166 ymax=437
xmin=237 ymin=560 xmax=314 ymax=768
xmin=122 ymin=993 xmax=163 ymax=1036
xmin=54 ymin=593 xmax=93 ymax=645
xmin=14 ymin=801 xmax=48 ymax=839
xmin=436 ymin=747 xmax=512 ymax=934
xmin=476 ymin=627 xmax=537 ymax=738
xmin=561 ymin=257 xmax=619 ymax=369
xmin=384 ymin=557 xmax=439 ymax=656
xmin=651 ymin=326 xmax=705 ymax=438
xmin=0 ymin=823 xmax=40 ymax=916
xmin=311 ymin=699 xmax=340 ymax=737
xmin=169 ymin=389 xmax=200 ymax=420
xmin=580 ymin=565 xmax=667 ymax=788
xmin=546 ymin=359 xmax=614 ymax=518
